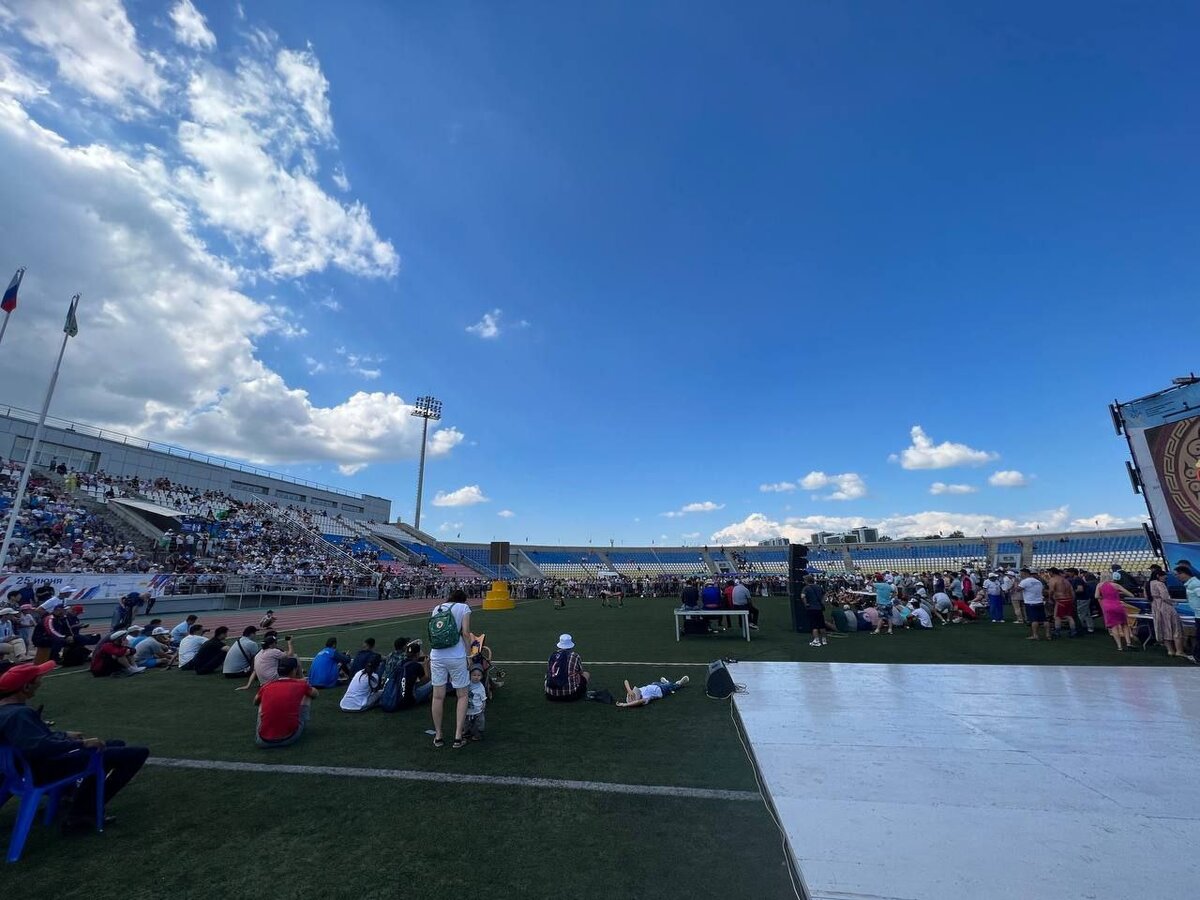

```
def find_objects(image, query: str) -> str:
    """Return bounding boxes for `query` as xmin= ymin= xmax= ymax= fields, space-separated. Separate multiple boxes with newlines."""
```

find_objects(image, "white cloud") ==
xmin=437 ymin=522 xmax=462 ymax=534
xmin=333 ymin=346 xmax=383 ymax=379
xmin=988 ymin=470 xmax=1028 ymax=487
xmin=710 ymin=506 xmax=1079 ymax=544
xmin=759 ymin=481 xmax=796 ymax=493
xmin=662 ymin=500 xmax=725 ymax=518
xmin=930 ymin=482 xmax=977 ymax=495
xmin=169 ymin=0 xmax=216 ymax=51
xmin=432 ymin=485 xmax=489 ymax=507
xmin=466 ymin=308 xmax=502 ymax=339
xmin=681 ymin=532 xmax=701 ymax=540
xmin=0 ymin=84 xmax=459 ymax=473
xmin=1070 ymin=513 xmax=1148 ymax=530
xmin=891 ymin=426 xmax=998 ymax=470
xmin=497 ymin=509 xmax=515 ymax=518
xmin=317 ymin=295 xmax=341 ymax=312
xmin=304 ymin=356 xmax=326 ymax=375
xmin=799 ymin=471 xmax=867 ymax=501
xmin=1 ymin=0 xmax=166 ymax=108
xmin=275 ymin=45 xmax=333 ymax=139
xmin=337 ymin=462 xmax=366 ymax=476
xmin=331 ymin=165 xmax=350 ymax=192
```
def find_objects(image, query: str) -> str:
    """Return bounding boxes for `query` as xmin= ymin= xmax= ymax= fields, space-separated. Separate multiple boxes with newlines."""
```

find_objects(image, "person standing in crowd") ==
xmin=1096 ymin=572 xmax=1135 ymax=651
xmin=428 ymin=589 xmax=472 ymax=749
xmin=1069 ymin=568 xmax=1094 ymax=634
xmin=1147 ymin=566 xmax=1191 ymax=660
xmin=1047 ymin=568 xmax=1078 ymax=637
xmin=254 ymin=657 xmax=318 ymax=747
xmin=1175 ymin=563 xmax=1200 ymax=617
xmin=730 ymin=579 xmax=759 ymax=630
xmin=1018 ymin=568 xmax=1050 ymax=641
xmin=222 ymin=626 xmax=259 ymax=678
xmin=1002 ymin=570 xmax=1026 ymax=625
xmin=464 ymin=665 xmax=487 ymax=741
xmin=983 ymin=573 xmax=1005 ymax=623
xmin=544 ymin=633 xmax=591 ymax=702
xmin=0 ymin=661 xmax=150 ymax=829
xmin=803 ymin=575 xmax=827 ymax=647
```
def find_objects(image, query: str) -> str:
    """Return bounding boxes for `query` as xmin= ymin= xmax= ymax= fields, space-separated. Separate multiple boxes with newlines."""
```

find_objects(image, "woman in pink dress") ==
xmin=1095 ymin=573 xmax=1135 ymax=651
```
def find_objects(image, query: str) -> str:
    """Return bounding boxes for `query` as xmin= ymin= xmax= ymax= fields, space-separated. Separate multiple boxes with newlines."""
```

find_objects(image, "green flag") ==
xmin=64 ymin=293 xmax=79 ymax=337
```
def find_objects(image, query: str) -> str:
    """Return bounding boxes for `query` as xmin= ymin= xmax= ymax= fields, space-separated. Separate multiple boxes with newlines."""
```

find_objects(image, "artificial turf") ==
xmin=3 ymin=594 xmax=1186 ymax=898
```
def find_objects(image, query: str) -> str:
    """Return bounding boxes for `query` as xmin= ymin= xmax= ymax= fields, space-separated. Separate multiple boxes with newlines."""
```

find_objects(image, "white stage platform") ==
xmin=732 ymin=662 xmax=1200 ymax=900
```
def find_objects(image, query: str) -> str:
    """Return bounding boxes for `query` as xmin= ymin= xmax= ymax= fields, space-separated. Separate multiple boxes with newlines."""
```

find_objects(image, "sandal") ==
xmin=451 ymin=738 xmax=466 ymax=749
xmin=433 ymin=736 xmax=444 ymax=748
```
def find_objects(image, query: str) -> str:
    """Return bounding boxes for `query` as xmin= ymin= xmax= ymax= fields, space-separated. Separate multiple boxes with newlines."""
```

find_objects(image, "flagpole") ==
xmin=0 ymin=293 xmax=79 ymax=573
xmin=0 ymin=310 xmax=10 ymax=347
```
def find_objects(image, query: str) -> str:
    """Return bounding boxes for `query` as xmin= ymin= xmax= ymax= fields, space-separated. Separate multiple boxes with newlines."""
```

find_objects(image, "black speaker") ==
xmin=489 ymin=541 xmax=511 ymax=566
xmin=788 ymin=543 xmax=809 ymax=581
xmin=788 ymin=544 xmax=809 ymax=632
xmin=706 ymin=659 xmax=736 ymax=699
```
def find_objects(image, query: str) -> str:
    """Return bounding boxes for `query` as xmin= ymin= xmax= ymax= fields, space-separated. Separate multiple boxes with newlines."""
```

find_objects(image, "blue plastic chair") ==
xmin=0 ymin=745 xmax=104 ymax=862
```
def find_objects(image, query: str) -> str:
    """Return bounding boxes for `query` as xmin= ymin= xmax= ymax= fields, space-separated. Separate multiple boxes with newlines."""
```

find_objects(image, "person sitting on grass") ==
xmin=90 ymin=630 xmax=145 ymax=677
xmin=349 ymin=637 xmax=382 ymax=676
xmin=170 ymin=614 xmax=198 ymax=647
xmin=863 ymin=602 xmax=890 ymax=635
xmin=308 ymin=636 xmax=352 ymax=688
xmin=254 ymin=657 xmax=318 ymax=748
xmin=190 ymin=626 xmax=230 ymax=675
xmin=177 ymin=624 xmax=208 ymax=668
xmin=222 ymin=626 xmax=259 ymax=678
xmin=0 ymin=661 xmax=150 ymax=831
xmin=380 ymin=638 xmax=432 ymax=711
xmin=545 ymin=633 xmax=591 ymax=702
xmin=464 ymin=664 xmax=487 ymax=741
xmin=134 ymin=628 xmax=176 ymax=669
xmin=616 ymin=675 xmax=690 ymax=708
xmin=236 ymin=634 xmax=298 ymax=692
xmin=907 ymin=601 xmax=933 ymax=629
xmin=340 ymin=655 xmax=385 ymax=712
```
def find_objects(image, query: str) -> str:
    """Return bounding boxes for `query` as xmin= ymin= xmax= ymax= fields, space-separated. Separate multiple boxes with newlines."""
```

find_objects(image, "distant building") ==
xmin=758 ymin=537 xmax=790 ymax=547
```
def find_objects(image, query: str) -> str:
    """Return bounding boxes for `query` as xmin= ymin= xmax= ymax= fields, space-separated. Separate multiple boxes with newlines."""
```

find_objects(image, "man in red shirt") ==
xmin=90 ymin=630 xmax=144 ymax=677
xmin=254 ymin=656 xmax=318 ymax=747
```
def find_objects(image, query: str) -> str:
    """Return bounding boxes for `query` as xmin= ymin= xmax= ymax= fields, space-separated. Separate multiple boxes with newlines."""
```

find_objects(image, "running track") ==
xmin=130 ymin=596 xmax=488 ymax=635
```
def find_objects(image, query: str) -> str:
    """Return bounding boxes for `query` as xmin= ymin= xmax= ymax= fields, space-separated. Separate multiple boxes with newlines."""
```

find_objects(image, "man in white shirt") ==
xmin=908 ymin=601 xmax=933 ymax=629
xmin=177 ymin=624 xmax=208 ymax=669
xmin=1018 ymin=568 xmax=1050 ymax=641
xmin=983 ymin=573 xmax=1005 ymax=623
xmin=931 ymin=591 xmax=953 ymax=625
xmin=1001 ymin=571 xmax=1026 ymax=625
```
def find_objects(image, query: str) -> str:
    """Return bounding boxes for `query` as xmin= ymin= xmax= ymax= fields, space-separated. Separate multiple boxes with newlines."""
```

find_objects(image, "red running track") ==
xmin=130 ymin=597 xmax=485 ymax=636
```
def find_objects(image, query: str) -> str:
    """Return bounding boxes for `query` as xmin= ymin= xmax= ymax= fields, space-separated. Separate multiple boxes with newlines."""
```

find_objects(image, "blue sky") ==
xmin=0 ymin=1 xmax=1193 ymax=544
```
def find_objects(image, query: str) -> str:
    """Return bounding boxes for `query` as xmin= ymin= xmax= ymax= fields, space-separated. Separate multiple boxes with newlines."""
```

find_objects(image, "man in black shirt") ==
xmin=0 ymin=662 xmax=148 ymax=831
xmin=191 ymin=625 xmax=229 ymax=675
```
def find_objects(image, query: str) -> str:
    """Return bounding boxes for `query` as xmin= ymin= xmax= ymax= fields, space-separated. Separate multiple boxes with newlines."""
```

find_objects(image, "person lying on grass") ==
xmin=616 ymin=675 xmax=690 ymax=708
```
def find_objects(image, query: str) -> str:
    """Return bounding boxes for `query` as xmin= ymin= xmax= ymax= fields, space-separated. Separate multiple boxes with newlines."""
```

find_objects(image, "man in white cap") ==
xmin=134 ymin=627 xmax=176 ymax=669
xmin=545 ymin=634 xmax=591 ymax=702
xmin=37 ymin=586 xmax=74 ymax=614
xmin=0 ymin=608 xmax=33 ymax=661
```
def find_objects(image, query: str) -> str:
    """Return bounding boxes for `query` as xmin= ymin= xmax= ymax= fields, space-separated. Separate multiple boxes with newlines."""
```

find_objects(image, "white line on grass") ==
xmin=147 ymin=757 xmax=759 ymax=803
xmin=495 ymin=660 xmax=707 ymax=667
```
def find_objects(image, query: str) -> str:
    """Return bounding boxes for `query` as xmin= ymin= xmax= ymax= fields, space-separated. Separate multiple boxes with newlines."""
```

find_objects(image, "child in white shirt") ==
xmin=465 ymin=665 xmax=487 ymax=741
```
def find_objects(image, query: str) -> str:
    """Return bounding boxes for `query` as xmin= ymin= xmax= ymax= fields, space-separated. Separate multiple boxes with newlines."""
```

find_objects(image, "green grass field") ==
xmin=4 ymin=595 xmax=1186 ymax=899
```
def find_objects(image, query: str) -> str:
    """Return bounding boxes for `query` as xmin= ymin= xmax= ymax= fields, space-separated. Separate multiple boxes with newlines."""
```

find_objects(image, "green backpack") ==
xmin=428 ymin=604 xmax=461 ymax=650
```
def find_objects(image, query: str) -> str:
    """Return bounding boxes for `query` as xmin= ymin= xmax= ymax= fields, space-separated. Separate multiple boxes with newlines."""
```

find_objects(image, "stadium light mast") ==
xmin=410 ymin=395 xmax=442 ymax=531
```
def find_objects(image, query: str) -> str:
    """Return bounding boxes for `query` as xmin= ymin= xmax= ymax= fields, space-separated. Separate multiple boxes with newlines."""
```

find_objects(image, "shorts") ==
xmin=430 ymin=656 xmax=469 ymax=690
xmin=1054 ymin=601 xmax=1076 ymax=619
xmin=1025 ymin=603 xmax=1047 ymax=623
xmin=807 ymin=609 xmax=827 ymax=630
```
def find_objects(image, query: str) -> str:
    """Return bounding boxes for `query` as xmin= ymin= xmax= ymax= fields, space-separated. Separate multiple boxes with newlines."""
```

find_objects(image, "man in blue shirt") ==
xmin=308 ymin=637 xmax=351 ymax=688
xmin=170 ymin=615 xmax=198 ymax=646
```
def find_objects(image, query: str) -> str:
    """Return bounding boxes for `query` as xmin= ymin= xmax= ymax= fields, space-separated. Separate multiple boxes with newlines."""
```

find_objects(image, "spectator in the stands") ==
xmin=254 ymin=657 xmax=318 ymax=748
xmin=544 ymin=633 xmax=590 ymax=702
xmin=0 ymin=661 xmax=150 ymax=830
xmin=134 ymin=628 xmax=175 ymax=668
xmin=222 ymin=626 xmax=259 ymax=678
xmin=308 ymin=637 xmax=351 ymax=688
xmin=177 ymin=623 xmax=208 ymax=669
xmin=236 ymin=633 xmax=298 ymax=692
xmin=191 ymin=626 xmax=230 ymax=675
xmin=170 ymin=614 xmax=198 ymax=646
xmin=90 ymin=630 xmax=144 ymax=677
xmin=349 ymin=637 xmax=382 ymax=676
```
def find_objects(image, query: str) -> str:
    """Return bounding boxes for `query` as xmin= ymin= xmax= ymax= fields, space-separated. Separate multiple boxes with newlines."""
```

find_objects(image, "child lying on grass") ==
xmin=616 ymin=675 xmax=690 ymax=708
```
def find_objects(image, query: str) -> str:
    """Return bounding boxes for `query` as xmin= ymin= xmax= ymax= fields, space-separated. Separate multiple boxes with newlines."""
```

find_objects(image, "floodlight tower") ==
xmin=410 ymin=395 xmax=442 ymax=530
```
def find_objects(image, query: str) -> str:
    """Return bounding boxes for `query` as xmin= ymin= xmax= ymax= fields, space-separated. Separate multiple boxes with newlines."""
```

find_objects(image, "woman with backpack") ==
xmin=427 ymin=590 xmax=472 ymax=748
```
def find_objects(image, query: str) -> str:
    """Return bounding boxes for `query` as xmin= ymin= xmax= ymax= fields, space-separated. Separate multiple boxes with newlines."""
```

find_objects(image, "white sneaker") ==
xmin=659 ymin=677 xmax=669 ymax=684
xmin=808 ymin=640 xmax=821 ymax=647
xmin=677 ymin=675 xmax=690 ymax=686
xmin=129 ymin=666 xmax=146 ymax=674
xmin=820 ymin=639 xmax=828 ymax=646
xmin=749 ymin=623 xmax=759 ymax=630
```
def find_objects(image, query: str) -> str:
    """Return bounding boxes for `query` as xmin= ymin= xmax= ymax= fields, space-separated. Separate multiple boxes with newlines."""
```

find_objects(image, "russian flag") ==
xmin=1 ymin=267 xmax=23 ymax=314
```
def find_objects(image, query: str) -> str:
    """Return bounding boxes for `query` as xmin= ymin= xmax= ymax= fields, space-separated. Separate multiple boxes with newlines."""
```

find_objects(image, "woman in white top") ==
xmin=340 ymin=656 xmax=384 ymax=712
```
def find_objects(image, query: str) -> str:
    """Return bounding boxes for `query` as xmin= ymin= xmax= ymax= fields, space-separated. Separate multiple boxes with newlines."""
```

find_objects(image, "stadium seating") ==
xmin=1030 ymin=534 xmax=1154 ymax=571
xmin=524 ymin=549 xmax=605 ymax=578
xmin=847 ymin=542 xmax=988 ymax=574
xmin=454 ymin=546 xmax=521 ymax=579
xmin=653 ymin=549 xmax=711 ymax=575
